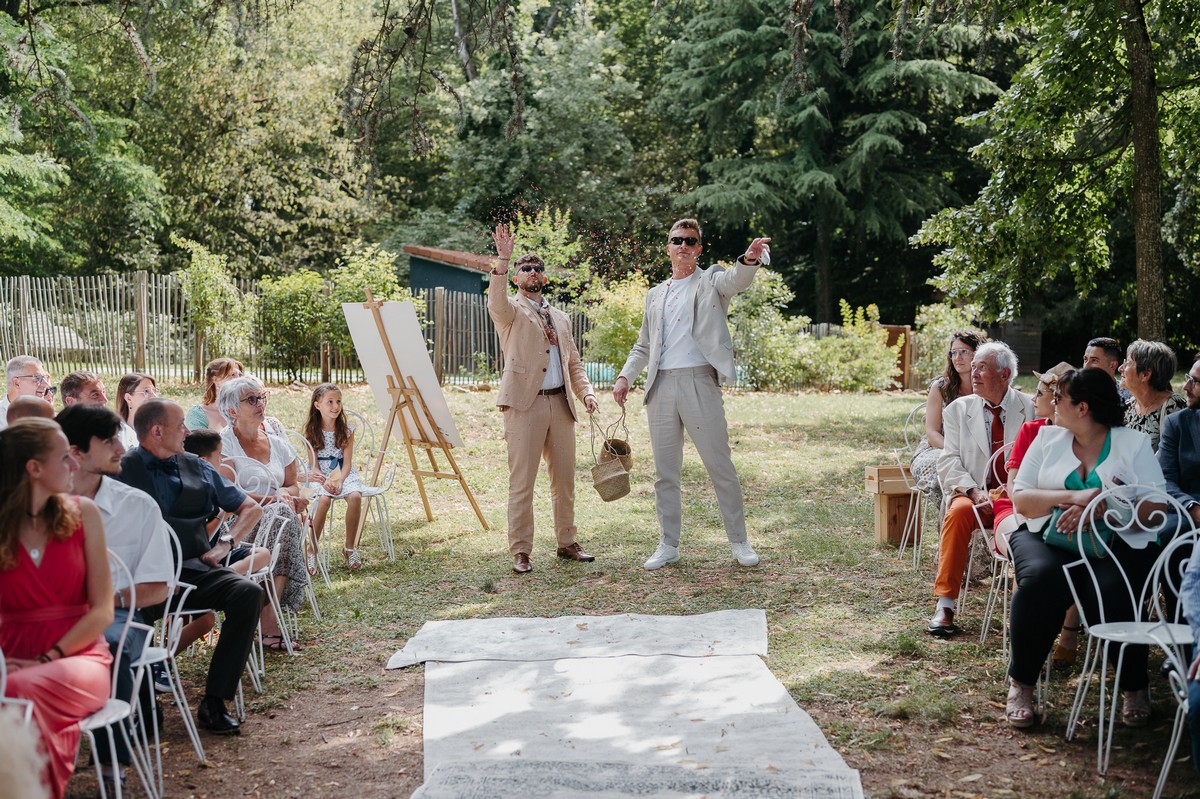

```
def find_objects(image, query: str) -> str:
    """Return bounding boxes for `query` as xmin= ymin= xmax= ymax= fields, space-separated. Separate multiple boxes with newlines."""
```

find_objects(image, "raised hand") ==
xmin=492 ymin=223 xmax=515 ymax=263
xmin=742 ymin=236 xmax=772 ymax=264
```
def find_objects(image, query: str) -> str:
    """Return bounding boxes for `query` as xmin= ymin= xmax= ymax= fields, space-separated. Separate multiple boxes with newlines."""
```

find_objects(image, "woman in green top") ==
xmin=1005 ymin=368 xmax=1166 ymax=729
xmin=185 ymin=358 xmax=243 ymax=431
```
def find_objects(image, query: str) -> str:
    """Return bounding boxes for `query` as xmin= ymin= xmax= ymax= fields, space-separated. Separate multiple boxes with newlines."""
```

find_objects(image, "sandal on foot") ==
xmin=1052 ymin=625 xmax=1083 ymax=671
xmin=343 ymin=547 xmax=363 ymax=571
xmin=1121 ymin=688 xmax=1151 ymax=727
xmin=1005 ymin=680 xmax=1036 ymax=729
xmin=262 ymin=634 xmax=301 ymax=653
xmin=306 ymin=549 xmax=318 ymax=576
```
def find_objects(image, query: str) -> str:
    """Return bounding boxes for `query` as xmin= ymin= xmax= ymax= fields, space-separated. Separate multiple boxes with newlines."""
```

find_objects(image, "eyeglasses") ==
xmin=133 ymin=387 xmax=158 ymax=398
xmin=518 ymin=264 xmax=545 ymax=273
xmin=241 ymin=393 xmax=270 ymax=407
xmin=669 ymin=236 xmax=699 ymax=247
xmin=1186 ymin=375 xmax=1200 ymax=386
xmin=14 ymin=374 xmax=50 ymax=386
xmin=948 ymin=349 xmax=972 ymax=359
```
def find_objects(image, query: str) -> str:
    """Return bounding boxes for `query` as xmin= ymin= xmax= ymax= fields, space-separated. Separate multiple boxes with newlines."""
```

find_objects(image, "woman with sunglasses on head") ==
xmin=1005 ymin=367 xmax=1165 ymax=729
xmin=216 ymin=376 xmax=310 ymax=650
xmin=909 ymin=331 xmax=986 ymax=513
xmin=115 ymin=372 xmax=157 ymax=449
xmin=0 ymin=418 xmax=113 ymax=798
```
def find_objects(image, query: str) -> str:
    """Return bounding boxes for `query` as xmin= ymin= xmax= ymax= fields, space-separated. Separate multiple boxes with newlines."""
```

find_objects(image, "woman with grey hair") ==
xmin=1120 ymin=339 xmax=1185 ymax=451
xmin=216 ymin=376 xmax=310 ymax=650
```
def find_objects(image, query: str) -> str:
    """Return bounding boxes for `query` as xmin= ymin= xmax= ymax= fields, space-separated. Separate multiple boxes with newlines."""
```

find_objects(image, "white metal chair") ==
xmin=1145 ymin=618 xmax=1195 ymax=799
xmin=284 ymin=428 xmax=333 ymax=596
xmin=79 ymin=551 xmax=158 ymax=799
xmin=318 ymin=409 xmax=395 ymax=565
xmin=1061 ymin=485 xmax=1195 ymax=776
xmin=971 ymin=443 xmax=1015 ymax=647
xmin=894 ymin=402 xmax=930 ymax=568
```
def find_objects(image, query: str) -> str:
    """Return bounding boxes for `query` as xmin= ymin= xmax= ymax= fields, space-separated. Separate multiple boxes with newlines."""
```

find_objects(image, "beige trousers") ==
xmin=502 ymin=392 xmax=578 ymax=555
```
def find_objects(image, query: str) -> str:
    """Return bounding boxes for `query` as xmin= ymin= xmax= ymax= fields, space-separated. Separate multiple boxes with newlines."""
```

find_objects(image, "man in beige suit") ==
xmin=488 ymin=223 xmax=598 ymax=574
xmin=929 ymin=341 xmax=1034 ymax=636
xmin=613 ymin=218 xmax=771 ymax=570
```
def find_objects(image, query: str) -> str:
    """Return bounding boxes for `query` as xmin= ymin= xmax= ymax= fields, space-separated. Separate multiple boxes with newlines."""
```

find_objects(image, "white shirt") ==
xmin=658 ymin=272 xmax=710 ymax=370
xmin=524 ymin=296 xmax=564 ymax=391
xmin=118 ymin=420 xmax=138 ymax=450
xmin=0 ymin=397 xmax=9 ymax=430
xmin=93 ymin=476 xmax=175 ymax=592
xmin=220 ymin=428 xmax=298 ymax=493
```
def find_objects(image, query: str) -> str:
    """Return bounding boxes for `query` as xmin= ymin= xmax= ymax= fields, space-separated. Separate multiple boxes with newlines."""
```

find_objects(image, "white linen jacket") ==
xmin=618 ymin=260 xmax=758 ymax=402
xmin=1012 ymin=425 xmax=1164 ymax=533
xmin=936 ymin=388 xmax=1036 ymax=499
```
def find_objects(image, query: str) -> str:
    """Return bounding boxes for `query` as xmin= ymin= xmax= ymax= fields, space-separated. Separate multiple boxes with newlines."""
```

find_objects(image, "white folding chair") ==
xmin=320 ymin=409 xmax=395 ymax=565
xmin=284 ymin=428 xmax=332 ymax=601
xmin=894 ymin=402 xmax=930 ymax=568
xmin=972 ymin=443 xmax=1016 ymax=647
xmin=1061 ymin=485 xmax=1195 ymax=775
xmin=79 ymin=551 xmax=158 ymax=799
xmin=1146 ymin=618 xmax=1195 ymax=799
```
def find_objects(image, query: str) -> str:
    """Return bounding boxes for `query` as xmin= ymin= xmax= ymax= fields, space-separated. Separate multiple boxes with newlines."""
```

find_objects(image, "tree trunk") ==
xmin=1116 ymin=0 xmax=1164 ymax=341
xmin=450 ymin=0 xmax=476 ymax=82
xmin=815 ymin=213 xmax=833 ymax=323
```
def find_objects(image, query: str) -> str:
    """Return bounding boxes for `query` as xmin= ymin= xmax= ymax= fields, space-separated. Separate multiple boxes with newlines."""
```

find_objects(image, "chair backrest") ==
xmin=346 ymin=409 xmax=375 ymax=459
xmin=903 ymin=402 xmax=927 ymax=452
xmin=1150 ymin=526 xmax=1200 ymax=624
xmin=224 ymin=455 xmax=278 ymax=506
xmin=1063 ymin=484 xmax=1193 ymax=628
xmin=281 ymin=429 xmax=322 ymax=504
xmin=106 ymin=549 xmax=137 ymax=698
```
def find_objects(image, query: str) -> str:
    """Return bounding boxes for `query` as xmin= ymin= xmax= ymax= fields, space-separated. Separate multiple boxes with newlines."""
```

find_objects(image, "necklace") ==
xmin=29 ymin=546 xmax=41 ymax=561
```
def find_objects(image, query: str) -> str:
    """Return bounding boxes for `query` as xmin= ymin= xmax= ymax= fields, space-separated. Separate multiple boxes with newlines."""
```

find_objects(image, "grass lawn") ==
xmin=71 ymin=381 xmax=1200 ymax=799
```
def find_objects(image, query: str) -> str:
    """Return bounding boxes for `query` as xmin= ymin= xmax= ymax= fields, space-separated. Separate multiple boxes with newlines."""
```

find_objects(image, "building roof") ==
xmin=403 ymin=245 xmax=493 ymax=274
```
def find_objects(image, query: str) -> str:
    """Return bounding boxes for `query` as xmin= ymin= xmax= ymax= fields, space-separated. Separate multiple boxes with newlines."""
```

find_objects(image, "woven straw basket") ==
xmin=590 ymin=413 xmax=631 ymax=501
xmin=597 ymin=409 xmax=633 ymax=472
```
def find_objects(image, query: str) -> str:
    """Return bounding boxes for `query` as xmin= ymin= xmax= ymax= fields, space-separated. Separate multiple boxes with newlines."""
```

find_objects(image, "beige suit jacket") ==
xmin=936 ymin=388 xmax=1036 ymax=498
xmin=486 ymin=273 xmax=594 ymax=421
xmin=618 ymin=260 xmax=759 ymax=401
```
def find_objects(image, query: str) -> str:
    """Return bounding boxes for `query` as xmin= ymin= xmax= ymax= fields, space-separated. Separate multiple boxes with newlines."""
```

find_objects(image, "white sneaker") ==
xmin=731 ymin=541 xmax=760 ymax=567
xmin=643 ymin=543 xmax=680 ymax=570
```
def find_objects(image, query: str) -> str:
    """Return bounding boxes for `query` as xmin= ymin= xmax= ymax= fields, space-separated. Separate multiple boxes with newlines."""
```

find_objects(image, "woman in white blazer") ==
xmin=1005 ymin=368 xmax=1166 ymax=729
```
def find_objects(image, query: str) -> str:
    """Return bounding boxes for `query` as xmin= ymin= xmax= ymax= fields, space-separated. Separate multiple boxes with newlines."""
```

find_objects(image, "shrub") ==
xmin=257 ymin=270 xmax=327 ymax=381
xmin=912 ymin=301 xmax=986 ymax=385
xmin=802 ymin=301 xmax=903 ymax=392
xmin=511 ymin=206 xmax=593 ymax=301
xmin=326 ymin=243 xmax=425 ymax=358
xmin=175 ymin=235 xmax=255 ymax=368
xmin=584 ymin=271 xmax=648 ymax=377
xmin=729 ymin=269 xmax=814 ymax=391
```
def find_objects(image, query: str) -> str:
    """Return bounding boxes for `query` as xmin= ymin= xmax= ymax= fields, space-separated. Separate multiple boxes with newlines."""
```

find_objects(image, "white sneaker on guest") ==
xmin=643 ymin=543 xmax=680 ymax=570
xmin=731 ymin=541 xmax=760 ymax=567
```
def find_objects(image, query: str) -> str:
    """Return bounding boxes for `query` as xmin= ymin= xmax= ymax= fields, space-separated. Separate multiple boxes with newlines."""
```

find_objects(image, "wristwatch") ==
xmin=219 ymin=534 xmax=234 ymax=545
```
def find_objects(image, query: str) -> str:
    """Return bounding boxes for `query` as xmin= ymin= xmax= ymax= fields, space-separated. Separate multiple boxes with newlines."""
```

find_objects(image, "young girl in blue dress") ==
xmin=304 ymin=384 xmax=365 ymax=571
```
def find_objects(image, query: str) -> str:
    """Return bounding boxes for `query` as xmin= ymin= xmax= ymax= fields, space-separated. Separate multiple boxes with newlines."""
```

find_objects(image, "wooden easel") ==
xmin=356 ymin=290 xmax=489 ymax=534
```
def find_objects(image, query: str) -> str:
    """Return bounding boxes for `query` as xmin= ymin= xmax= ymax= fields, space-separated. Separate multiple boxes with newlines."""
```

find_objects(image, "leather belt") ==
xmin=537 ymin=386 xmax=566 ymax=396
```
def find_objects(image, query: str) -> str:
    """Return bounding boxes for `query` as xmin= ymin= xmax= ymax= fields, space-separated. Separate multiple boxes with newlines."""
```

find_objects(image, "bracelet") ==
xmin=38 ymin=652 xmax=52 ymax=663
xmin=52 ymin=644 xmax=65 ymax=660
xmin=117 ymin=591 xmax=125 ymax=609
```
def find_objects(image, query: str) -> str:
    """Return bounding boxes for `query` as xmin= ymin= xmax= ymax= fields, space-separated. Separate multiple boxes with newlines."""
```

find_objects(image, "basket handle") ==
xmin=589 ymin=413 xmax=606 ymax=466
xmin=605 ymin=406 xmax=629 ymax=442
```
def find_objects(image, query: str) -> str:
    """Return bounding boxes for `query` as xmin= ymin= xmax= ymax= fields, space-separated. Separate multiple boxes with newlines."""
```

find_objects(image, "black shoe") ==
xmin=197 ymin=695 xmax=241 ymax=736
xmin=927 ymin=608 xmax=961 ymax=638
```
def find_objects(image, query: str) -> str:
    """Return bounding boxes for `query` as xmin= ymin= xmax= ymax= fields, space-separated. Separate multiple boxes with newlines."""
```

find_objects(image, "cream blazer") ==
xmin=1012 ymin=424 xmax=1164 ymax=532
xmin=936 ymin=388 xmax=1036 ymax=498
xmin=618 ymin=261 xmax=758 ymax=402
xmin=486 ymin=273 xmax=593 ymax=421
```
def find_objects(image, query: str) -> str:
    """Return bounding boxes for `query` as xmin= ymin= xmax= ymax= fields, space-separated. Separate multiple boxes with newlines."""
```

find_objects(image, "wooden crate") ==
xmin=865 ymin=465 xmax=917 ymax=547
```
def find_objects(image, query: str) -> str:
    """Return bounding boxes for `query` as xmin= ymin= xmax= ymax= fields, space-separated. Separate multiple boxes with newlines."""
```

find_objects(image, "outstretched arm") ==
xmin=487 ymin=223 xmax=517 ymax=327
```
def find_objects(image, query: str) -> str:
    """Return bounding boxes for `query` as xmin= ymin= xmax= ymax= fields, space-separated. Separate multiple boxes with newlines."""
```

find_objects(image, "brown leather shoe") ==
xmin=556 ymin=542 xmax=596 ymax=562
xmin=513 ymin=553 xmax=532 ymax=574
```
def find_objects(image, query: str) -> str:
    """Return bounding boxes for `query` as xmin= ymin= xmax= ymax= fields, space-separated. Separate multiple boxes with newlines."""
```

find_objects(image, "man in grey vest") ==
xmin=118 ymin=398 xmax=264 ymax=735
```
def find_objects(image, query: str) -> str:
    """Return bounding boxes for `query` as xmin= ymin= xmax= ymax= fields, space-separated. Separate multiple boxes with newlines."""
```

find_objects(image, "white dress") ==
xmin=315 ymin=429 xmax=364 ymax=497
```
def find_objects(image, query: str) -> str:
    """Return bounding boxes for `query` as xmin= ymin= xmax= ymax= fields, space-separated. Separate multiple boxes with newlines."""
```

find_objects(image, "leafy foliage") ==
xmin=803 ymin=301 xmax=904 ymax=392
xmin=583 ymin=271 xmax=649 ymax=375
xmin=911 ymin=302 xmax=985 ymax=384
xmin=511 ymin=206 xmax=592 ymax=300
xmin=729 ymin=269 xmax=815 ymax=391
xmin=257 ymin=270 xmax=328 ymax=381
xmin=326 ymin=243 xmax=424 ymax=358
xmin=176 ymin=236 xmax=256 ymax=362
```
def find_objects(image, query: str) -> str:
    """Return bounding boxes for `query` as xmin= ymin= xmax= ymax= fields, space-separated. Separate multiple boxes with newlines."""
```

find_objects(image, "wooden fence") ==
xmin=0 ymin=273 xmax=914 ymax=389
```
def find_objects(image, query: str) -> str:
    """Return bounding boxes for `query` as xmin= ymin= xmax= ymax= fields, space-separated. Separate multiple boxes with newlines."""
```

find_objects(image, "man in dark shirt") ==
xmin=118 ymin=398 xmax=264 ymax=735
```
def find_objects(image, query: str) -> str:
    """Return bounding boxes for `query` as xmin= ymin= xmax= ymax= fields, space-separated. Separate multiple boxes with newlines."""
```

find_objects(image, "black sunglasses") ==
xmin=669 ymin=236 xmax=700 ymax=247
xmin=519 ymin=264 xmax=545 ymax=273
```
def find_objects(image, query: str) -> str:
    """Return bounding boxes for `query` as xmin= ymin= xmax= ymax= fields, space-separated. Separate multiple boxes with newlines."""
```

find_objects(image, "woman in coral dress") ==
xmin=0 ymin=418 xmax=114 ymax=799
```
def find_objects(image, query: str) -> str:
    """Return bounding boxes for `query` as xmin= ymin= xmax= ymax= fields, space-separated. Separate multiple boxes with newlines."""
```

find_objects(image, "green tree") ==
xmin=257 ymin=270 xmax=328 ymax=381
xmin=583 ymin=271 xmax=648 ymax=374
xmin=176 ymin=236 xmax=256 ymax=377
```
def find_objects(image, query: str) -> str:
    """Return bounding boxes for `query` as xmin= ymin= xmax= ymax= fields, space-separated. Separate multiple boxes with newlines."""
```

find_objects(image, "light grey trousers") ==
xmin=646 ymin=365 xmax=747 ymax=548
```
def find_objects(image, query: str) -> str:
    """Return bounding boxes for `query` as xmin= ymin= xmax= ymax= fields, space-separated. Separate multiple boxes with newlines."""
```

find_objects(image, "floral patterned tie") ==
xmin=536 ymin=304 xmax=559 ymax=346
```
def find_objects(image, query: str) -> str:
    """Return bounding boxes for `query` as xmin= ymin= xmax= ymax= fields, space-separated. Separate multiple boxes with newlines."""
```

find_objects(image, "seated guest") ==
xmin=1083 ymin=337 xmax=1131 ymax=402
xmin=59 ymin=371 xmax=108 ymax=407
xmin=186 ymin=358 xmax=244 ymax=432
xmin=117 ymin=399 xmax=265 ymax=735
xmin=0 ymin=418 xmax=113 ymax=799
xmin=0 ymin=356 xmax=54 ymax=430
xmin=927 ymin=342 xmax=1035 ymax=637
xmin=1006 ymin=368 xmax=1165 ymax=728
xmin=910 ymin=331 xmax=984 ymax=513
xmin=56 ymin=404 xmax=173 ymax=786
xmin=115 ymin=372 xmax=158 ymax=449
xmin=217 ymin=377 xmax=310 ymax=650
xmin=1120 ymin=339 xmax=1185 ymax=451
xmin=1158 ymin=355 xmax=1200 ymax=525
xmin=7 ymin=396 xmax=55 ymax=424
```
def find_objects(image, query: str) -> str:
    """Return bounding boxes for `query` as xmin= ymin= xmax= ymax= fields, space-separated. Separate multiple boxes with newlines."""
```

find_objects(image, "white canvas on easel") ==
xmin=343 ymin=301 xmax=463 ymax=449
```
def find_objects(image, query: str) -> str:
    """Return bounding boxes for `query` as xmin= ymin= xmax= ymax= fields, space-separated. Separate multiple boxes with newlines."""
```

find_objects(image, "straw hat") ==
xmin=1032 ymin=361 xmax=1075 ymax=386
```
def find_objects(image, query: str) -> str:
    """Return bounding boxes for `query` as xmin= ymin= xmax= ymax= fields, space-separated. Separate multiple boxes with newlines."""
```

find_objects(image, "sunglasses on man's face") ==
xmin=518 ymin=264 xmax=545 ymax=273
xmin=669 ymin=236 xmax=700 ymax=247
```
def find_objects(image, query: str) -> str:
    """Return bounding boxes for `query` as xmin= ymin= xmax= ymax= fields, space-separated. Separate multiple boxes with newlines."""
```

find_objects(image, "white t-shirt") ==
xmin=93 ymin=476 xmax=175 ymax=593
xmin=658 ymin=271 xmax=709 ymax=370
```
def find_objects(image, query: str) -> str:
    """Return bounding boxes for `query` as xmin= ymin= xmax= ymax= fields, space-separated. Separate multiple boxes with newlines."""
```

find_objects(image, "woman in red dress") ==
xmin=0 ymin=418 xmax=114 ymax=799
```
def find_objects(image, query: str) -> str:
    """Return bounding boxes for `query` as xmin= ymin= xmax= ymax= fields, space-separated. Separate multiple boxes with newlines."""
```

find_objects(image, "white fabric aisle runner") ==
xmin=423 ymin=654 xmax=851 ymax=781
xmin=387 ymin=609 xmax=768 ymax=669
